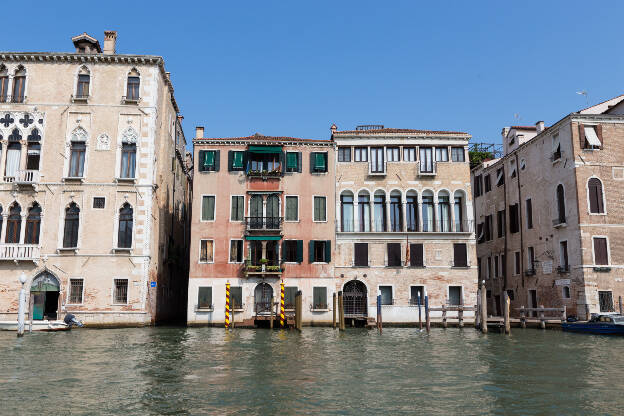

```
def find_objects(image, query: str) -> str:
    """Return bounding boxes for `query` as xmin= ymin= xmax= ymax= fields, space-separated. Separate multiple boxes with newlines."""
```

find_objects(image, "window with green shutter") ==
xmin=204 ymin=151 xmax=215 ymax=168
xmin=202 ymin=195 xmax=215 ymax=221
xmin=233 ymin=151 xmax=244 ymax=169
xmin=285 ymin=196 xmax=298 ymax=221
xmin=286 ymin=152 xmax=298 ymax=171
xmin=314 ymin=152 xmax=327 ymax=172
xmin=314 ymin=196 xmax=326 ymax=222
xmin=313 ymin=287 xmax=328 ymax=309
xmin=284 ymin=286 xmax=298 ymax=309
xmin=231 ymin=196 xmax=244 ymax=221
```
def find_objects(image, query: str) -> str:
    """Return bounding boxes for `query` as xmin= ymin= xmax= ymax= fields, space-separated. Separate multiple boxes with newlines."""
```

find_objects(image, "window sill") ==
xmin=113 ymin=247 xmax=132 ymax=254
xmin=111 ymin=303 xmax=129 ymax=306
xmin=122 ymin=97 xmax=141 ymax=105
xmin=198 ymin=262 xmax=215 ymax=264
xmin=115 ymin=177 xmax=137 ymax=184
xmin=385 ymin=266 xmax=403 ymax=269
xmin=63 ymin=177 xmax=85 ymax=183
xmin=57 ymin=247 xmax=78 ymax=254
xmin=311 ymin=171 xmax=328 ymax=175
xmin=368 ymin=172 xmax=386 ymax=176
xmin=311 ymin=262 xmax=330 ymax=265
xmin=588 ymin=213 xmax=607 ymax=216
xmin=311 ymin=308 xmax=330 ymax=312
xmin=408 ymin=265 xmax=425 ymax=268
xmin=71 ymin=95 xmax=89 ymax=103
xmin=195 ymin=307 xmax=214 ymax=312
xmin=352 ymin=265 xmax=369 ymax=268
xmin=452 ymin=265 xmax=471 ymax=269
xmin=418 ymin=171 xmax=436 ymax=176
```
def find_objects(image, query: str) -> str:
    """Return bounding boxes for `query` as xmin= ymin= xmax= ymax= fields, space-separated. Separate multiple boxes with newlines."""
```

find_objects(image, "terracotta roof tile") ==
xmin=333 ymin=128 xmax=468 ymax=135
xmin=195 ymin=133 xmax=329 ymax=143
xmin=509 ymin=125 xmax=537 ymax=130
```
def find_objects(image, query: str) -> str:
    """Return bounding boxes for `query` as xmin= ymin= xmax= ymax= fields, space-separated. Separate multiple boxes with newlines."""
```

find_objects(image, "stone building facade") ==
xmin=0 ymin=31 xmax=191 ymax=326
xmin=472 ymin=94 xmax=624 ymax=319
xmin=333 ymin=125 xmax=478 ymax=323
xmin=188 ymin=130 xmax=335 ymax=326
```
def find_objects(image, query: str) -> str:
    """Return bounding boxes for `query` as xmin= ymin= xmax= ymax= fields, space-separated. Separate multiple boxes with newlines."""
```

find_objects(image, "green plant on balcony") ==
xmin=266 ymin=265 xmax=281 ymax=272
xmin=259 ymin=258 xmax=269 ymax=265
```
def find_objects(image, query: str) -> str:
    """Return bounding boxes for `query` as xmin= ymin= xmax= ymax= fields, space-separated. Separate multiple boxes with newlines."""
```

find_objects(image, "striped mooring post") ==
xmin=225 ymin=282 xmax=231 ymax=329
xmin=280 ymin=281 xmax=285 ymax=328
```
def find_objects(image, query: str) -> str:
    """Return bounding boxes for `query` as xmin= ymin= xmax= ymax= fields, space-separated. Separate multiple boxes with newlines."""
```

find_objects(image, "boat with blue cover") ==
xmin=562 ymin=314 xmax=624 ymax=335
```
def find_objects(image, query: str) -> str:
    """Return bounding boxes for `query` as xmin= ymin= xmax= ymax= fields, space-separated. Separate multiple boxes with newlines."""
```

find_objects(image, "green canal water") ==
xmin=1 ymin=327 xmax=624 ymax=415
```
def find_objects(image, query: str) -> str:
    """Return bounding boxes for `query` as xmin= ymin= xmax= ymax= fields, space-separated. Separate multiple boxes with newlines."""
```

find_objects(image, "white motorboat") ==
xmin=0 ymin=320 xmax=70 ymax=331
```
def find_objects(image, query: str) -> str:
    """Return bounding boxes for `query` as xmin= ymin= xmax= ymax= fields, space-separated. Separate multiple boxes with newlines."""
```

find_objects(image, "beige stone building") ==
xmin=333 ymin=125 xmax=478 ymax=323
xmin=472 ymin=94 xmax=624 ymax=319
xmin=0 ymin=31 xmax=191 ymax=326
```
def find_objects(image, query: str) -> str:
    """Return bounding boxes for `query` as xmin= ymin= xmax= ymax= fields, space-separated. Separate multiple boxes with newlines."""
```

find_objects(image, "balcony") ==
xmin=71 ymin=94 xmax=89 ymax=103
xmin=15 ymin=170 xmax=40 ymax=185
xmin=243 ymin=262 xmax=283 ymax=277
xmin=246 ymin=169 xmax=282 ymax=179
xmin=336 ymin=219 xmax=474 ymax=233
xmin=552 ymin=217 xmax=567 ymax=228
xmin=245 ymin=217 xmax=283 ymax=232
xmin=0 ymin=244 xmax=40 ymax=262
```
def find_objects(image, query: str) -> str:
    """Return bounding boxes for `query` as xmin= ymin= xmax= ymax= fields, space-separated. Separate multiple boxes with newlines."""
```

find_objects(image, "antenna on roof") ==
xmin=576 ymin=90 xmax=589 ymax=106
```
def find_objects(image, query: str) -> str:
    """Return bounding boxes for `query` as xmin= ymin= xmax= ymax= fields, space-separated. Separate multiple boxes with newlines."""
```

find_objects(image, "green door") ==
xmin=32 ymin=293 xmax=45 ymax=320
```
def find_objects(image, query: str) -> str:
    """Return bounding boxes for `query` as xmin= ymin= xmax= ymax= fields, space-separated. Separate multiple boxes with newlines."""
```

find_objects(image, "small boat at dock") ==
xmin=0 ymin=320 xmax=70 ymax=332
xmin=562 ymin=314 xmax=624 ymax=335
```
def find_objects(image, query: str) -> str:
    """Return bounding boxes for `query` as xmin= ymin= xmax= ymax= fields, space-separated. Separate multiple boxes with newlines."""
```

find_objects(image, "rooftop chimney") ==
xmin=535 ymin=120 xmax=545 ymax=134
xmin=330 ymin=124 xmax=337 ymax=134
xmin=195 ymin=126 xmax=204 ymax=139
xmin=165 ymin=72 xmax=171 ymax=81
xmin=103 ymin=31 xmax=117 ymax=54
xmin=501 ymin=127 xmax=510 ymax=141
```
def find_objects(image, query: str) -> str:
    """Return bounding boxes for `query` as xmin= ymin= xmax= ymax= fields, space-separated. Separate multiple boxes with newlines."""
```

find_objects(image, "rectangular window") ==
xmin=230 ymin=151 xmax=244 ymax=170
xmin=509 ymin=203 xmax=519 ymax=233
xmin=311 ymin=152 xmax=328 ymax=172
xmin=453 ymin=243 xmax=468 ymax=267
xmin=0 ymin=76 xmax=8 ymax=102
xmin=200 ymin=240 xmax=214 ymax=263
xmin=494 ymin=255 xmax=499 ymax=277
xmin=451 ymin=147 xmax=465 ymax=162
xmin=474 ymin=174 xmax=482 ymax=197
xmin=113 ymin=279 xmax=128 ymax=304
xmin=69 ymin=142 xmax=86 ymax=177
xmin=514 ymin=251 xmax=520 ymax=275
xmin=338 ymin=147 xmax=351 ymax=162
xmin=313 ymin=196 xmax=326 ymax=222
xmin=526 ymin=198 xmax=533 ymax=229
xmin=69 ymin=279 xmax=83 ymax=304
xmin=127 ymin=76 xmax=140 ymax=100
xmin=286 ymin=152 xmax=300 ymax=172
xmin=283 ymin=240 xmax=301 ymax=263
xmin=77 ymin=74 xmax=90 ymax=97
xmin=354 ymin=147 xmax=368 ymax=162
xmin=197 ymin=287 xmax=213 ymax=309
xmin=497 ymin=209 xmax=506 ymax=238
xmin=202 ymin=196 xmax=215 ymax=221
xmin=410 ymin=243 xmax=424 ymax=267
xmin=310 ymin=240 xmax=331 ymax=263
xmin=487 ymin=257 xmax=492 ymax=279
xmin=284 ymin=287 xmax=298 ymax=309
xmin=386 ymin=147 xmax=400 ymax=162
xmin=93 ymin=197 xmax=105 ymax=209
xmin=484 ymin=215 xmax=493 ymax=241
xmin=387 ymin=243 xmax=402 ymax=267
xmin=496 ymin=167 xmax=505 ymax=186
xmin=448 ymin=286 xmax=463 ymax=306
xmin=120 ymin=143 xmax=137 ymax=178
xmin=313 ymin=287 xmax=328 ymax=309
xmin=410 ymin=286 xmax=425 ymax=305
xmin=435 ymin=147 xmax=449 ymax=162
xmin=230 ymin=196 xmax=244 ymax=221
xmin=583 ymin=126 xmax=602 ymax=149
xmin=370 ymin=147 xmax=385 ymax=173
xmin=599 ymin=291 xmax=614 ymax=312
xmin=12 ymin=76 xmax=25 ymax=102
xmin=528 ymin=247 xmax=535 ymax=270
xmin=552 ymin=135 xmax=561 ymax=160
xmin=199 ymin=150 xmax=218 ymax=172
xmin=484 ymin=174 xmax=491 ymax=192
xmin=420 ymin=147 xmax=434 ymax=173
xmin=379 ymin=286 xmax=393 ymax=305
xmin=229 ymin=240 xmax=243 ymax=263
xmin=403 ymin=147 xmax=416 ymax=162
xmin=593 ymin=237 xmax=609 ymax=265
xmin=285 ymin=196 xmax=299 ymax=221
xmin=230 ymin=286 xmax=243 ymax=309
xmin=559 ymin=241 xmax=569 ymax=269
xmin=354 ymin=243 xmax=368 ymax=267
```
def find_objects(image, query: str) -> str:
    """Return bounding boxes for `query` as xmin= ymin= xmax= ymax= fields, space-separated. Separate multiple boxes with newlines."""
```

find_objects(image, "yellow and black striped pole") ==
xmin=225 ymin=282 xmax=230 ymax=329
xmin=280 ymin=281 xmax=285 ymax=328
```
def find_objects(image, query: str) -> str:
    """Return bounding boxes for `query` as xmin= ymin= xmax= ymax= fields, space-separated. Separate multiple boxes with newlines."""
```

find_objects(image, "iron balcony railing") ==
xmin=255 ymin=301 xmax=273 ymax=314
xmin=0 ymin=244 xmax=40 ymax=261
xmin=337 ymin=219 xmax=474 ymax=233
xmin=245 ymin=216 xmax=283 ymax=231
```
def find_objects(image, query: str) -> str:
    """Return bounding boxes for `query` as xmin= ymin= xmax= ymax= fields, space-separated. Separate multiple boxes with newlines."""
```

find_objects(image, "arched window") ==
xmin=438 ymin=191 xmax=451 ymax=232
xmin=373 ymin=191 xmax=387 ymax=232
xmin=118 ymin=203 xmax=133 ymax=248
xmin=12 ymin=67 xmax=26 ymax=103
xmin=27 ymin=128 xmax=41 ymax=170
xmin=69 ymin=127 xmax=87 ymax=178
xmin=421 ymin=191 xmax=434 ymax=232
xmin=120 ymin=127 xmax=137 ymax=179
xmin=0 ymin=205 xmax=3 ymax=236
xmin=358 ymin=191 xmax=370 ymax=232
xmin=5 ymin=203 xmax=21 ymax=243
xmin=390 ymin=191 xmax=402 ymax=232
xmin=25 ymin=203 xmax=42 ymax=244
xmin=63 ymin=203 xmax=80 ymax=248
xmin=76 ymin=66 xmax=90 ymax=98
xmin=340 ymin=191 xmax=354 ymax=232
xmin=588 ymin=178 xmax=604 ymax=214
xmin=406 ymin=191 xmax=418 ymax=232
xmin=5 ymin=131 xmax=21 ymax=178
xmin=126 ymin=69 xmax=140 ymax=101
xmin=556 ymin=184 xmax=566 ymax=224
xmin=0 ymin=65 xmax=8 ymax=102
xmin=454 ymin=190 xmax=465 ymax=232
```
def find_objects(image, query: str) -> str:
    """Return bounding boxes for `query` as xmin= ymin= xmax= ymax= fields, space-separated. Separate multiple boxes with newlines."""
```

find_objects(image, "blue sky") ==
xmin=3 ymin=1 xmax=622 ymax=146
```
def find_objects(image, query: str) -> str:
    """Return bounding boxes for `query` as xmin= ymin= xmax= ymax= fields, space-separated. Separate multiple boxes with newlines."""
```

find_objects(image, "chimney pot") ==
xmin=535 ymin=120 xmax=545 ymax=134
xmin=195 ymin=126 xmax=204 ymax=139
xmin=330 ymin=123 xmax=337 ymax=132
xmin=103 ymin=30 xmax=117 ymax=54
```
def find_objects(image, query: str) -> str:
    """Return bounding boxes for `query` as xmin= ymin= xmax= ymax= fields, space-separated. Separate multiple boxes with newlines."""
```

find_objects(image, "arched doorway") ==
xmin=30 ymin=271 xmax=60 ymax=320
xmin=254 ymin=283 xmax=273 ymax=315
xmin=343 ymin=280 xmax=367 ymax=317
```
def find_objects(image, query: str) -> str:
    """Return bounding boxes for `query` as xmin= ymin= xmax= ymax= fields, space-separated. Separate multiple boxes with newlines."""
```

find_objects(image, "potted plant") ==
xmin=259 ymin=258 xmax=268 ymax=271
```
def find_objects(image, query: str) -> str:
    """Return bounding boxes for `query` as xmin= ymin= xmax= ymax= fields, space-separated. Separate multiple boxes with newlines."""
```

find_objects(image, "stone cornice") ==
xmin=193 ymin=139 xmax=334 ymax=147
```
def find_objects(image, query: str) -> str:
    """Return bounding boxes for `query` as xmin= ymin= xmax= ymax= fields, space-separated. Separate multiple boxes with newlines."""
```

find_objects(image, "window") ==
xmin=338 ymin=147 xmax=351 ymax=162
xmin=63 ymin=203 xmax=80 ymax=248
xmin=25 ymin=204 xmax=41 ymax=244
xmin=588 ymin=178 xmax=605 ymax=214
xmin=229 ymin=151 xmax=245 ymax=171
xmin=593 ymin=237 xmax=609 ymax=265
xmin=120 ymin=143 xmax=136 ymax=178
xmin=390 ymin=193 xmax=402 ymax=231
xmin=27 ymin=129 xmax=41 ymax=170
xmin=559 ymin=241 xmax=569 ymax=270
xmin=421 ymin=193 xmax=433 ymax=232
xmin=562 ymin=286 xmax=571 ymax=299
xmin=126 ymin=73 xmax=140 ymax=101
xmin=117 ymin=203 xmax=133 ymax=248
xmin=497 ymin=209 xmax=505 ymax=238
xmin=230 ymin=196 xmax=244 ymax=221
xmin=197 ymin=287 xmax=212 ymax=309
xmin=285 ymin=152 xmax=300 ymax=172
xmin=113 ymin=279 xmax=128 ymax=304
xmin=313 ymin=196 xmax=326 ymax=222
xmin=69 ymin=141 xmax=86 ymax=177
xmin=494 ymin=255 xmax=499 ymax=277
xmin=496 ymin=167 xmax=505 ymax=186
xmin=451 ymin=147 xmax=465 ymax=162
xmin=354 ymin=147 xmax=368 ymax=162
xmin=599 ymin=291 xmax=614 ymax=312
xmin=93 ymin=197 xmax=105 ymax=209
xmin=474 ymin=174 xmax=482 ymax=197
xmin=506 ymin=290 xmax=515 ymax=301
xmin=282 ymin=240 xmax=303 ymax=263
xmin=509 ymin=161 xmax=517 ymax=178
xmin=438 ymin=193 xmax=451 ymax=232
xmin=509 ymin=203 xmax=519 ymax=233
xmin=284 ymin=287 xmax=298 ymax=309
xmin=198 ymin=150 xmax=219 ymax=172
xmin=514 ymin=252 xmax=520 ymax=275
xmin=453 ymin=243 xmax=468 ymax=267
xmin=386 ymin=147 xmax=400 ymax=162
xmin=199 ymin=240 xmax=214 ymax=263
xmin=387 ymin=243 xmax=402 ymax=267
xmin=69 ymin=279 xmax=84 ymax=304
xmin=453 ymin=193 xmax=463 ymax=232
xmin=526 ymin=199 xmax=533 ymax=229
xmin=420 ymin=147 xmax=434 ymax=173
xmin=313 ymin=287 xmax=328 ymax=309
xmin=358 ymin=192 xmax=370 ymax=232
xmin=520 ymin=159 xmax=526 ymax=170
xmin=5 ymin=204 xmax=21 ymax=243
xmin=12 ymin=67 xmax=25 ymax=103
xmin=484 ymin=215 xmax=493 ymax=241
xmin=379 ymin=286 xmax=393 ymax=305
xmin=77 ymin=73 xmax=90 ymax=98
xmin=0 ymin=67 xmax=8 ymax=102
xmin=285 ymin=196 xmax=298 ymax=221
xmin=403 ymin=147 xmax=416 ymax=162
xmin=249 ymin=150 xmax=282 ymax=173
xmin=406 ymin=194 xmax=418 ymax=232
xmin=354 ymin=243 xmax=368 ymax=266
xmin=527 ymin=247 xmax=535 ymax=270
xmin=448 ymin=286 xmax=463 ymax=306
xmin=484 ymin=175 xmax=491 ymax=192
xmin=310 ymin=240 xmax=331 ymax=263
xmin=311 ymin=152 xmax=328 ymax=173
xmin=552 ymin=135 xmax=561 ymax=160
xmin=487 ymin=257 xmax=492 ymax=279
xmin=583 ymin=125 xmax=602 ymax=149
xmin=410 ymin=286 xmax=425 ymax=305
xmin=202 ymin=196 xmax=215 ymax=221
xmin=370 ymin=147 xmax=385 ymax=173
xmin=230 ymin=287 xmax=243 ymax=309
xmin=435 ymin=147 xmax=449 ymax=162
xmin=556 ymin=184 xmax=566 ymax=224
xmin=409 ymin=243 xmax=424 ymax=267
xmin=229 ymin=240 xmax=243 ymax=263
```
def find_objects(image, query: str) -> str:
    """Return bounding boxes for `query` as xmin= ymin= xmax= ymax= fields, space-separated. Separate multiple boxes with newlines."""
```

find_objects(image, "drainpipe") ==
xmin=503 ymin=167 xmax=508 ymax=290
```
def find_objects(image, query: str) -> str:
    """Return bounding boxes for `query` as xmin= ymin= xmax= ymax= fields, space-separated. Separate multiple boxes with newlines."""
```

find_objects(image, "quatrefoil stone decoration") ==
xmin=0 ymin=113 xmax=14 ymax=127
xmin=19 ymin=114 xmax=34 ymax=128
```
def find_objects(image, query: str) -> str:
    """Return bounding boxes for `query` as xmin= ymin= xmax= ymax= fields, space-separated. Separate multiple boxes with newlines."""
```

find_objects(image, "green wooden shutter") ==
xmin=228 ymin=151 xmax=234 ymax=171
xmin=325 ymin=240 xmax=331 ymax=263
xmin=315 ymin=152 xmax=326 ymax=171
xmin=297 ymin=152 xmax=302 ymax=173
xmin=198 ymin=150 xmax=206 ymax=171
xmin=310 ymin=152 xmax=315 ymax=173
xmin=205 ymin=151 xmax=214 ymax=169
xmin=296 ymin=240 xmax=303 ymax=263
xmin=287 ymin=152 xmax=297 ymax=170
xmin=215 ymin=150 xmax=220 ymax=171
xmin=309 ymin=240 xmax=314 ymax=263
xmin=233 ymin=151 xmax=243 ymax=169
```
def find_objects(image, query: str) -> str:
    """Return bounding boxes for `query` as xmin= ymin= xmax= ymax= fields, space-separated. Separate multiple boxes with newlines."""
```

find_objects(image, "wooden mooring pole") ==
xmin=442 ymin=304 xmax=447 ymax=329
xmin=475 ymin=289 xmax=481 ymax=329
xmin=620 ymin=296 xmax=623 ymax=316
xmin=338 ymin=291 xmax=345 ymax=331
xmin=270 ymin=296 xmax=274 ymax=329
xmin=225 ymin=283 xmax=230 ymax=329
xmin=425 ymin=295 xmax=430 ymax=333
xmin=480 ymin=282 xmax=488 ymax=334
xmin=458 ymin=305 xmax=464 ymax=328
xmin=539 ymin=304 xmax=546 ymax=329
xmin=503 ymin=291 xmax=510 ymax=335
xmin=520 ymin=306 xmax=526 ymax=329
xmin=376 ymin=293 xmax=382 ymax=334
xmin=333 ymin=292 xmax=337 ymax=329
xmin=418 ymin=292 xmax=422 ymax=330
xmin=295 ymin=291 xmax=303 ymax=331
